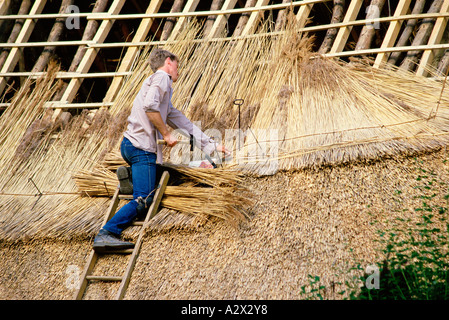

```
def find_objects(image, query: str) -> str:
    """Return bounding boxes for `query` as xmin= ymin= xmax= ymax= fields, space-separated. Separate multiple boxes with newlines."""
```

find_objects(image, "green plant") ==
xmin=355 ymin=213 xmax=449 ymax=299
xmin=299 ymin=159 xmax=449 ymax=300
xmin=300 ymin=275 xmax=327 ymax=300
xmin=354 ymin=164 xmax=449 ymax=300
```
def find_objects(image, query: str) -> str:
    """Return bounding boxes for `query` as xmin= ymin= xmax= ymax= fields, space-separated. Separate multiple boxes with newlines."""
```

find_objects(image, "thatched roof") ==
xmin=2 ymin=17 xmax=449 ymax=240
xmin=1 ymin=149 xmax=449 ymax=299
xmin=1 ymin=13 xmax=449 ymax=300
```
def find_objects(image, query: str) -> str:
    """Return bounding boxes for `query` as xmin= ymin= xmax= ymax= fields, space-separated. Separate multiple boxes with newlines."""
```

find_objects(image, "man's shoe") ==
xmin=117 ymin=166 xmax=133 ymax=194
xmin=92 ymin=229 xmax=135 ymax=252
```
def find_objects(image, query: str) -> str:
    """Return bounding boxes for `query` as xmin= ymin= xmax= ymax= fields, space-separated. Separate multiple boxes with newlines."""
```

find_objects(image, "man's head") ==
xmin=149 ymin=49 xmax=179 ymax=82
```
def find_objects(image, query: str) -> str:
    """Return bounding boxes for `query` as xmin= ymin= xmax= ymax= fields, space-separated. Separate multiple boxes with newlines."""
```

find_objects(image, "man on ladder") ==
xmin=93 ymin=49 xmax=229 ymax=252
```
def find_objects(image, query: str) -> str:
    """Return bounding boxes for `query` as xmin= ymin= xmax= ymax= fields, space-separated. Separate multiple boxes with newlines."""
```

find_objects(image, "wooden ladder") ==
xmin=74 ymin=170 xmax=170 ymax=300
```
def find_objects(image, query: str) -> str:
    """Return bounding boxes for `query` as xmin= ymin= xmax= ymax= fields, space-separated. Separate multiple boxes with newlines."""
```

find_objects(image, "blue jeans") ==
xmin=103 ymin=137 xmax=158 ymax=235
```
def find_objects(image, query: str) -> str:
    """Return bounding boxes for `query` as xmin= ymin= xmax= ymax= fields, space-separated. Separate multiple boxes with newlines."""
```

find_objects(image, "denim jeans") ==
xmin=103 ymin=137 xmax=159 ymax=235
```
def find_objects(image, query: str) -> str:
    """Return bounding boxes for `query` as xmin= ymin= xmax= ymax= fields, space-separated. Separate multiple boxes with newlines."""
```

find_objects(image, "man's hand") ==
xmin=163 ymin=132 xmax=178 ymax=147
xmin=214 ymin=144 xmax=231 ymax=158
xmin=147 ymin=111 xmax=178 ymax=148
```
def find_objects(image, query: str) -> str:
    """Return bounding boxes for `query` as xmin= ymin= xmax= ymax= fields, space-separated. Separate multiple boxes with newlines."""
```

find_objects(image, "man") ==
xmin=93 ymin=49 xmax=228 ymax=251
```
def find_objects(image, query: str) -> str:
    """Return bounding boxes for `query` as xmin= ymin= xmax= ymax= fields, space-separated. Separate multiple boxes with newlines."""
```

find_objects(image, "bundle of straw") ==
xmin=73 ymin=152 xmax=252 ymax=228
xmin=219 ymin=16 xmax=449 ymax=174
xmin=2 ymin=14 xmax=449 ymax=242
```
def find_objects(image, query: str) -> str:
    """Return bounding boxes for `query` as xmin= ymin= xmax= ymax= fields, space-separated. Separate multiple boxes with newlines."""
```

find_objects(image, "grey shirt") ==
xmin=124 ymin=70 xmax=216 ymax=163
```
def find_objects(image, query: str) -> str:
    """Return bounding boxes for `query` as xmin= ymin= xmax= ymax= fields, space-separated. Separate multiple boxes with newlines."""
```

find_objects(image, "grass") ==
xmin=354 ymin=212 xmax=449 ymax=300
xmin=300 ymin=156 xmax=449 ymax=300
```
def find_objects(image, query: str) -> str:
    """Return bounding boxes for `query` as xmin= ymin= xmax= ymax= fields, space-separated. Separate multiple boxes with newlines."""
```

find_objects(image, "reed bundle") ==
xmin=73 ymin=152 xmax=252 ymax=228
xmin=227 ymin=18 xmax=449 ymax=174
xmin=1 ymin=15 xmax=449 ymax=242
xmin=0 ymin=194 xmax=111 ymax=241
xmin=246 ymin=54 xmax=449 ymax=171
xmin=150 ymin=15 xmax=449 ymax=175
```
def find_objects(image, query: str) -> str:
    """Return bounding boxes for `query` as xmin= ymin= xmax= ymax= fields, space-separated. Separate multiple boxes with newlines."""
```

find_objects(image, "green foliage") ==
xmin=354 ymin=161 xmax=449 ymax=300
xmin=300 ymin=275 xmax=327 ymax=300
xmin=355 ymin=214 xmax=449 ymax=299
xmin=301 ymin=158 xmax=449 ymax=300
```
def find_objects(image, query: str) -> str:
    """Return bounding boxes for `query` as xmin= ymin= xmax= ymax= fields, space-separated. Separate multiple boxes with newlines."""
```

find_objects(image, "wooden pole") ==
xmin=416 ymin=0 xmax=449 ymax=76
xmin=207 ymin=0 xmax=239 ymax=38
xmin=160 ymin=0 xmax=185 ymax=41
xmin=318 ymin=0 xmax=346 ymax=54
xmin=0 ymin=0 xmax=47 ymax=96
xmin=167 ymin=0 xmax=200 ymax=41
xmin=53 ymin=0 xmax=125 ymax=120
xmin=0 ymin=0 xmax=11 ymax=32
xmin=102 ymin=0 xmax=164 ymax=105
xmin=275 ymin=0 xmax=295 ymax=32
xmin=437 ymin=51 xmax=449 ymax=76
xmin=354 ymin=0 xmax=386 ymax=51
xmin=233 ymin=0 xmax=257 ymax=37
xmin=387 ymin=0 xmax=425 ymax=66
xmin=52 ymin=0 xmax=110 ymax=102
xmin=400 ymin=0 xmax=444 ymax=71
xmin=31 ymin=0 xmax=75 ymax=73
xmin=0 ymin=1 xmax=330 ymax=21
xmin=325 ymin=42 xmax=449 ymax=58
xmin=0 ymin=0 xmax=31 ymax=70
xmin=240 ymin=0 xmax=270 ymax=37
xmin=295 ymin=0 xmax=314 ymax=28
xmin=203 ymin=0 xmax=225 ymax=37
xmin=373 ymin=0 xmax=411 ymax=68
xmin=329 ymin=0 xmax=363 ymax=53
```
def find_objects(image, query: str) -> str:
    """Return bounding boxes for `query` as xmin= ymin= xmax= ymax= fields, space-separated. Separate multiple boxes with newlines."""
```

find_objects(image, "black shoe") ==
xmin=117 ymin=166 xmax=133 ymax=194
xmin=92 ymin=229 xmax=135 ymax=252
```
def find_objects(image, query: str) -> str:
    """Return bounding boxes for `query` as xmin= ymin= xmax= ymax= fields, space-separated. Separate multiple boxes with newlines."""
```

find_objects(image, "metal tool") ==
xmin=233 ymin=99 xmax=244 ymax=150
xmin=157 ymin=135 xmax=218 ymax=168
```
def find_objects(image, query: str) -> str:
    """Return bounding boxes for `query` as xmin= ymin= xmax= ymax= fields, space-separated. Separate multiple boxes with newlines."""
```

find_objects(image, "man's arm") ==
xmin=166 ymin=103 xmax=230 ymax=156
xmin=146 ymin=111 xmax=178 ymax=147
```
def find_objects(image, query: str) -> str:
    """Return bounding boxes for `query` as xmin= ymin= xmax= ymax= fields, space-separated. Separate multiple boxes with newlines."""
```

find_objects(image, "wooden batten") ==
xmin=0 ymin=0 xmax=448 ymax=113
xmin=0 ymin=0 xmax=47 ymax=94
xmin=102 ymin=0 xmax=164 ymax=105
xmin=54 ymin=0 xmax=126 ymax=120
xmin=329 ymin=0 xmax=363 ymax=54
xmin=416 ymin=0 xmax=449 ymax=77
xmin=373 ymin=0 xmax=412 ymax=68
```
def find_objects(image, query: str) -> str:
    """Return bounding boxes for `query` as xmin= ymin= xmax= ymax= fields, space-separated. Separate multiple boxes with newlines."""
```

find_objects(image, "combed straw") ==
xmin=1 ymin=14 xmax=449 ymax=242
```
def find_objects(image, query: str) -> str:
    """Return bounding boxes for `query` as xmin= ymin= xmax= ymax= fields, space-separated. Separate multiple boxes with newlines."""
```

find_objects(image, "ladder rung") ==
xmin=86 ymin=275 xmax=122 ymax=282
xmin=75 ymin=171 xmax=170 ymax=300
xmin=119 ymin=194 xmax=133 ymax=200
xmin=99 ymin=248 xmax=135 ymax=255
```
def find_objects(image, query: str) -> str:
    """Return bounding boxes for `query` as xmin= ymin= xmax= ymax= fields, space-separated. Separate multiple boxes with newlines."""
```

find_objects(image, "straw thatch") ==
xmin=0 ymin=14 xmax=448 ymax=239
xmin=2 ymin=148 xmax=449 ymax=299
xmin=73 ymin=159 xmax=253 ymax=228
xmin=155 ymin=16 xmax=449 ymax=175
xmin=1 ymin=14 xmax=449 ymax=300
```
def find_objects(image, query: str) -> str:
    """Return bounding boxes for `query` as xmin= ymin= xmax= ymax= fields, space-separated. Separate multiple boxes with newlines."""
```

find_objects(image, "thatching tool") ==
xmin=233 ymin=99 xmax=244 ymax=150
xmin=158 ymin=134 xmax=218 ymax=169
xmin=157 ymin=139 xmax=190 ymax=145
xmin=28 ymin=177 xmax=43 ymax=210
